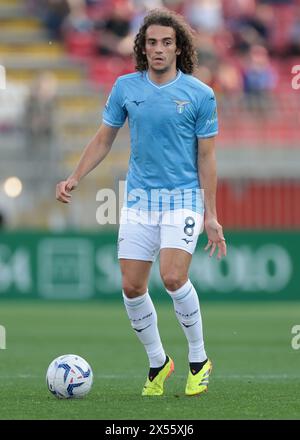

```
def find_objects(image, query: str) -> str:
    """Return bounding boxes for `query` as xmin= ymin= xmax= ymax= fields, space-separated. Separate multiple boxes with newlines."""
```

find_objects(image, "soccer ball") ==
xmin=46 ymin=354 xmax=93 ymax=399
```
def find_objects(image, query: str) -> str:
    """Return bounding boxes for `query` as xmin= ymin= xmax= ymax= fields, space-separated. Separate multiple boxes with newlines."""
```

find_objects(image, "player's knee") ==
xmin=122 ymin=280 xmax=147 ymax=298
xmin=161 ymin=272 xmax=187 ymax=292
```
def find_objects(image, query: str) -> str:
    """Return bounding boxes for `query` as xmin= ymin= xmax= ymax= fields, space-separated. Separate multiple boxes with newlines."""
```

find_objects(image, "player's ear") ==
xmin=176 ymin=48 xmax=181 ymax=55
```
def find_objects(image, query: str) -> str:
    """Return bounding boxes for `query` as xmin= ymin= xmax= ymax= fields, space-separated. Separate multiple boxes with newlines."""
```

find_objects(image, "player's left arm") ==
xmin=198 ymin=136 xmax=226 ymax=259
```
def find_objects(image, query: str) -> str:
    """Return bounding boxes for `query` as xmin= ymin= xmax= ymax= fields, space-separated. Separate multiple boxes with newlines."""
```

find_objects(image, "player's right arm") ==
xmin=56 ymin=123 xmax=119 ymax=204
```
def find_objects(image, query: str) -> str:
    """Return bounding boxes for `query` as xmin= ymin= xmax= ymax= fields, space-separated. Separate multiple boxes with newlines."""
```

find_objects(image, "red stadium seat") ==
xmin=65 ymin=31 xmax=97 ymax=59
xmin=89 ymin=56 xmax=127 ymax=91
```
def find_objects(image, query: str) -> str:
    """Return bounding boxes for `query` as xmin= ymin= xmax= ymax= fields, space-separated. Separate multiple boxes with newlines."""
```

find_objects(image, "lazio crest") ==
xmin=173 ymin=100 xmax=190 ymax=114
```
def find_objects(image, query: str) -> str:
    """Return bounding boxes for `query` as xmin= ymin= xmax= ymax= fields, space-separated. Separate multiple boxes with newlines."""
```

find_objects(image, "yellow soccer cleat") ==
xmin=185 ymin=359 xmax=213 ymax=396
xmin=142 ymin=356 xmax=174 ymax=396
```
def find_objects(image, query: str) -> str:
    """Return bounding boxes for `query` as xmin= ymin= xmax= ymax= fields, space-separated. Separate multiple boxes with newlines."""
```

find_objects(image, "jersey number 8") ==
xmin=184 ymin=217 xmax=195 ymax=236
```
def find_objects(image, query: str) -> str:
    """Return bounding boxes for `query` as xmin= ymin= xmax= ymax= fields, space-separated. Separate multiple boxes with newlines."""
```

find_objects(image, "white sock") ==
xmin=122 ymin=290 xmax=166 ymax=368
xmin=167 ymin=279 xmax=207 ymax=363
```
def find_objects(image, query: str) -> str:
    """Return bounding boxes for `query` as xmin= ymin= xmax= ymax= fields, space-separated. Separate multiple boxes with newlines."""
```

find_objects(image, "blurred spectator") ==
xmin=242 ymin=45 xmax=278 ymax=111
xmin=194 ymin=65 xmax=214 ymax=86
xmin=184 ymin=0 xmax=223 ymax=33
xmin=129 ymin=0 xmax=163 ymax=34
xmin=24 ymin=72 xmax=57 ymax=143
xmin=62 ymin=0 xmax=93 ymax=34
xmin=215 ymin=61 xmax=243 ymax=112
xmin=213 ymin=27 xmax=235 ymax=58
xmin=29 ymin=0 xmax=70 ymax=40
xmin=287 ymin=6 xmax=300 ymax=55
xmin=194 ymin=32 xmax=219 ymax=71
xmin=117 ymin=0 xmax=163 ymax=56
xmin=0 ymin=211 xmax=6 ymax=229
xmin=163 ymin=0 xmax=185 ymax=13
xmin=262 ymin=0 xmax=295 ymax=54
xmin=0 ymin=79 xmax=28 ymax=132
xmin=85 ymin=0 xmax=108 ymax=5
xmin=222 ymin=0 xmax=257 ymax=21
xmin=23 ymin=72 xmax=59 ymax=185
xmin=94 ymin=0 xmax=133 ymax=56
xmin=227 ymin=2 xmax=274 ymax=53
xmin=259 ymin=0 xmax=293 ymax=4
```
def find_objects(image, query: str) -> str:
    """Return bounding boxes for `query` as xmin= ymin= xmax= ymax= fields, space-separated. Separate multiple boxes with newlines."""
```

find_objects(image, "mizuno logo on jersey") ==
xmin=132 ymin=100 xmax=145 ymax=106
xmin=173 ymin=100 xmax=190 ymax=114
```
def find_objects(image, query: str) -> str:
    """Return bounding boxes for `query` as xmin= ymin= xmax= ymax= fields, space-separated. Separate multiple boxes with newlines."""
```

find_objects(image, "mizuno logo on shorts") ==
xmin=182 ymin=238 xmax=193 ymax=244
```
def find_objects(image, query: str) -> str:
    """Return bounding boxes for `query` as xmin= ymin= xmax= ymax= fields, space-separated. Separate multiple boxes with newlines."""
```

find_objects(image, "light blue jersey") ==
xmin=103 ymin=70 xmax=218 ymax=213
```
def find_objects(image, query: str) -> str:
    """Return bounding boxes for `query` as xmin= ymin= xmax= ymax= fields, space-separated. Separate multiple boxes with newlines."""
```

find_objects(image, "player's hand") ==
xmin=204 ymin=217 xmax=227 ymax=259
xmin=56 ymin=177 xmax=78 ymax=204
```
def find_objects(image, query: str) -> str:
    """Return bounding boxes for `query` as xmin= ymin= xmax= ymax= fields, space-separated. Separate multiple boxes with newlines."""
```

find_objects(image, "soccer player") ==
xmin=56 ymin=9 xmax=226 ymax=396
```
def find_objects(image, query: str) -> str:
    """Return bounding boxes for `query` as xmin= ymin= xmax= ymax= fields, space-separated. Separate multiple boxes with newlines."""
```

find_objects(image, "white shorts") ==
xmin=117 ymin=207 xmax=204 ymax=262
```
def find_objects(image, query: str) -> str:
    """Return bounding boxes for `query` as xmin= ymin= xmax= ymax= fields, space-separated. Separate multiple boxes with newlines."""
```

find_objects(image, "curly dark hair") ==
xmin=134 ymin=9 xmax=197 ymax=74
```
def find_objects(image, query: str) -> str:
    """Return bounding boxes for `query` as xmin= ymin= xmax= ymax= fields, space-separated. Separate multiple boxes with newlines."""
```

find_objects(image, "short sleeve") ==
xmin=102 ymin=79 xmax=127 ymax=127
xmin=195 ymin=90 xmax=218 ymax=138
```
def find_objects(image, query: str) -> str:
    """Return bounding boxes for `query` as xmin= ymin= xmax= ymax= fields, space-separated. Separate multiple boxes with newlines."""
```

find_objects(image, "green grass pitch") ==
xmin=0 ymin=300 xmax=299 ymax=420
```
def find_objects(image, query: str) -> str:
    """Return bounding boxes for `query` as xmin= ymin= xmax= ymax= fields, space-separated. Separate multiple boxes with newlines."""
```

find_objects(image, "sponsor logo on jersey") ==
xmin=105 ymin=93 xmax=111 ymax=110
xmin=206 ymin=108 xmax=217 ymax=125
